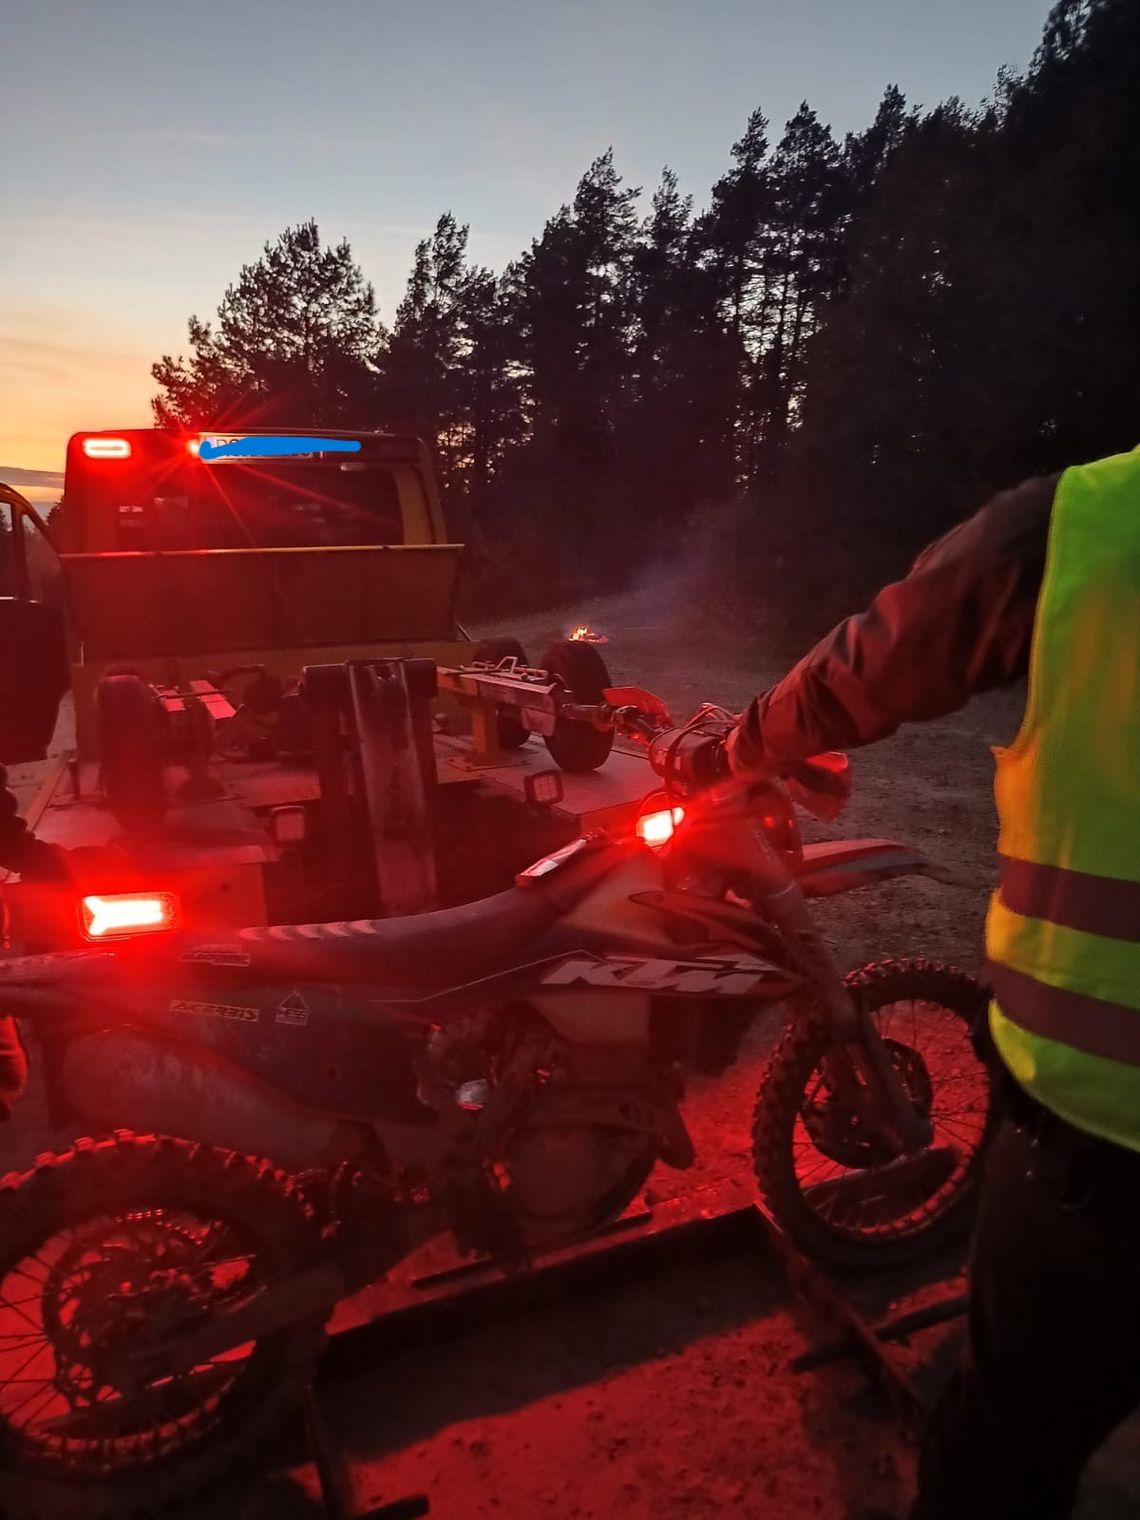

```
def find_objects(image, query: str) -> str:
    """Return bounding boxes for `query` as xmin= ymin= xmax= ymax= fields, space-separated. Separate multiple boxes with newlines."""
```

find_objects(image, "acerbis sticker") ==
xmin=275 ymin=992 xmax=310 ymax=1028
xmin=179 ymin=946 xmax=253 ymax=968
xmin=171 ymin=999 xmax=260 ymax=1023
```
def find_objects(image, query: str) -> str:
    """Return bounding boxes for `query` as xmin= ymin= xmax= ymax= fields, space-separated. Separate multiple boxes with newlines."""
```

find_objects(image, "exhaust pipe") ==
xmin=56 ymin=1027 xmax=374 ymax=1173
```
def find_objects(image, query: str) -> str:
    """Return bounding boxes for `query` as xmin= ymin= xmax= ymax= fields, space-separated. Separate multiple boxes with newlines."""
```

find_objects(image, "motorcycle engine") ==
xmin=423 ymin=1012 xmax=664 ymax=1251
xmin=500 ymin=1117 xmax=654 ymax=1248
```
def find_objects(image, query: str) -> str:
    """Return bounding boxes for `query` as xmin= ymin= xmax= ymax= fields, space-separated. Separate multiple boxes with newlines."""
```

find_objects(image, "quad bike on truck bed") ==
xmin=0 ymin=429 xmax=656 ymax=945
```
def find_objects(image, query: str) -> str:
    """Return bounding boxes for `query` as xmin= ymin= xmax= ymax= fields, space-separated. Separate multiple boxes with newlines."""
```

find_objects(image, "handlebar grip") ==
xmin=788 ymin=752 xmax=850 ymax=792
xmin=785 ymin=752 xmax=851 ymax=821
xmin=647 ymin=728 xmax=732 ymax=788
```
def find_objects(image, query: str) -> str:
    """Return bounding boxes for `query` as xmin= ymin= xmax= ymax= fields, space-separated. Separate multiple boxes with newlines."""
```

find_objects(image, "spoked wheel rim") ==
xmin=0 ymin=1205 xmax=272 ymax=1478
xmin=790 ymin=994 xmax=990 ymax=1246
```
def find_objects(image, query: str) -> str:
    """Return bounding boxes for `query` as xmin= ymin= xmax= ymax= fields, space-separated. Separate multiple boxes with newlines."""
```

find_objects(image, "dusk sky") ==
xmin=3 ymin=0 xmax=1055 ymax=497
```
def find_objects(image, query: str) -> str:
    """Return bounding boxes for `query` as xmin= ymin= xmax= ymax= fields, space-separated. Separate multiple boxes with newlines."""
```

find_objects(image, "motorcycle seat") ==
xmin=214 ymin=887 xmax=559 ymax=988
xmin=172 ymin=840 xmax=625 ymax=990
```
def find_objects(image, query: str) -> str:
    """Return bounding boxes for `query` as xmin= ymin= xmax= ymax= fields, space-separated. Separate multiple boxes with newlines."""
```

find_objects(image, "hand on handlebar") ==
xmin=626 ymin=692 xmax=852 ymax=818
xmin=647 ymin=723 xmax=736 ymax=791
xmin=647 ymin=710 xmax=851 ymax=817
xmin=784 ymin=752 xmax=852 ymax=820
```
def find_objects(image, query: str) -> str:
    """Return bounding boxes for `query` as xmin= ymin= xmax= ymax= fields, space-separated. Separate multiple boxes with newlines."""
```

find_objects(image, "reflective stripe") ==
xmin=988 ymin=961 xmax=1140 ymax=1066
xmin=987 ymin=897 xmax=1140 ymax=1012
xmin=990 ymin=1002 xmax=1140 ymax=1153
xmin=999 ymin=857 xmax=1140 ymax=943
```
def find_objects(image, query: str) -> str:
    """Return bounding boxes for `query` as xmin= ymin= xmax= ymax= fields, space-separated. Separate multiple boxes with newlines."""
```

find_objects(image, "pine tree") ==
xmin=750 ymin=103 xmax=844 ymax=486
xmin=506 ymin=150 xmax=641 ymax=574
xmin=451 ymin=267 xmax=525 ymax=520
xmin=379 ymin=212 xmax=471 ymax=493
xmin=697 ymin=109 xmax=771 ymax=479
xmin=145 ymin=1 xmax=1140 ymax=629
xmin=152 ymin=221 xmax=381 ymax=429
xmin=625 ymin=169 xmax=735 ymax=529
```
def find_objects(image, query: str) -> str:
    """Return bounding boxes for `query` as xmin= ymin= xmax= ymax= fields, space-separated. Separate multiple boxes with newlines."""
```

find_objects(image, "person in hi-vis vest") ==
xmin=718 ymin=449 xmax=1139 ymax=1519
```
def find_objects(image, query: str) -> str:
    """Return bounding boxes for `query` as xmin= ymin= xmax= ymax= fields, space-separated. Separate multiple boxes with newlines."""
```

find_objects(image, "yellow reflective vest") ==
xmin=987 ymin=449 xmax=1140 ymax=1150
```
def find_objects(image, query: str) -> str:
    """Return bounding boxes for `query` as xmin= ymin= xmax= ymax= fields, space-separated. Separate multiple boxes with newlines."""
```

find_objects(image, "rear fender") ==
xmin=51 ymin=1025 xmax=375 ymax=1173
xmin=794 ymin=838 xmax=967 ymax=898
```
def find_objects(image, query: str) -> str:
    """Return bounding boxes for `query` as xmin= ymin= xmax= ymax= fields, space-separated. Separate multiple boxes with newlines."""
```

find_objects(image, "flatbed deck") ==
xmin=434 ymin=732 xmax=656 ymax=832
xmin=3 ymin=735 xmax=655 ymax=886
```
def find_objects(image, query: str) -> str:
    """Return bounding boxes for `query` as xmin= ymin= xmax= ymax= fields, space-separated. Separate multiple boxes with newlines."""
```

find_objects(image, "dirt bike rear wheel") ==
xmin=752 ymin=960 xmax=995 ymax=1272
xmin=0 ymin=1131 xmax=325 ymax=1520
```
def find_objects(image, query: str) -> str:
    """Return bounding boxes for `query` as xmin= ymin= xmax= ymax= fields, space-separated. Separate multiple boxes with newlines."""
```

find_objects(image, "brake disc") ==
xmin=801 ymin=1039 xmax=934 ymax=1168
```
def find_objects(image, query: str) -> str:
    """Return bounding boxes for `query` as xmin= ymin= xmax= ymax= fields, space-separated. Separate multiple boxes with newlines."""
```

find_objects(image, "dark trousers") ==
xmin=914 ymin=1110 xmax=1140 ymax=1519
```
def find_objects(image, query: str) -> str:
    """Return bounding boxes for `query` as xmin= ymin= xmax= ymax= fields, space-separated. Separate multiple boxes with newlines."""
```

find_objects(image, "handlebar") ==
xmin=607 ymin=700 xmax=852 ymax=821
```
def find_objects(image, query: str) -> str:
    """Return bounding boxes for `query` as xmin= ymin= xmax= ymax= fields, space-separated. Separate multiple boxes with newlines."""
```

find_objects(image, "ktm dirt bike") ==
xmin=0 ymin=702 xmax=994 ymax=1517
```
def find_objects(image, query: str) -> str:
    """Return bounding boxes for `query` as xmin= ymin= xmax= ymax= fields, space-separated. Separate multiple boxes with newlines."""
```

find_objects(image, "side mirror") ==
xmin=0 ymin=598 xmax=69 ymax=764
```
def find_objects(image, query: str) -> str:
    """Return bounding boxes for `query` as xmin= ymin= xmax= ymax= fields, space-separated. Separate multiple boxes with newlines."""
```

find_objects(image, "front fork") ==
xmin=759 ymin=878 xmax=933 ymax=1153
xmin=710 ymin=795 xmax=934 ymax=1156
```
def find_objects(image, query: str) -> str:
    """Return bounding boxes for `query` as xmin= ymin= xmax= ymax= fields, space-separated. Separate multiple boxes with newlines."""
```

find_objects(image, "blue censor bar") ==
xmin=198 ymin=435 xmax=362 ymax=462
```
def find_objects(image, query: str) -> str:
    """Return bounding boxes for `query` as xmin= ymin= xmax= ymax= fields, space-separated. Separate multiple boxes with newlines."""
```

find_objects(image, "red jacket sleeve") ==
xmin=727 ymin=475 xmax=1057 ymax=776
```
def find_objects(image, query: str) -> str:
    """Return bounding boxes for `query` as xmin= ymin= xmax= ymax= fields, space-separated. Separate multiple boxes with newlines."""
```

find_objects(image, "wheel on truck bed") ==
xmin=95 ymin=674 xmax=166 ymax=835
xmin=539 ymin=639 xmax=615 ymax=773
xmin=471 ymin=637 xmax=531 ymax=751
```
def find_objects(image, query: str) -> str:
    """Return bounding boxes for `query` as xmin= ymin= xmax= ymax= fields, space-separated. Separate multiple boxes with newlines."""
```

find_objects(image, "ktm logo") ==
xmin=540 ymin=955 xmax=786 ymax=996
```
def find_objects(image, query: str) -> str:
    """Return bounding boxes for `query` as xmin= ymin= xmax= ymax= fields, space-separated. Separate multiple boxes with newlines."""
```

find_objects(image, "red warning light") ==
xmin=79 ymin=892 xmax=180 ymax=940
xmin=82 ymin=437 xmax=132 ymax=460
xmin=636 ymin=806 xmax=685 ymax=849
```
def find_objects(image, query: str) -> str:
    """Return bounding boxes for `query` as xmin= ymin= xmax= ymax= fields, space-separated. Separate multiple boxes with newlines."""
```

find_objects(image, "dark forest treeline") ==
xmin=152 ymin=0 xmax=1140 ymax=634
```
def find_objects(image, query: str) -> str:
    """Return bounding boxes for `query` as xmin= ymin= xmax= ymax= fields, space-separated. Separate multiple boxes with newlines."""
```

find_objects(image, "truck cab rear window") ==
xmin=105 ymin=464 xmax=404 ymax=551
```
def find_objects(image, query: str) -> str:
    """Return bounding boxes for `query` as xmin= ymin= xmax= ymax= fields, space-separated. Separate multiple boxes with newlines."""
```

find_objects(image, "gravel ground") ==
xmin=0 ymin=576 xmax=1136 ymax=1518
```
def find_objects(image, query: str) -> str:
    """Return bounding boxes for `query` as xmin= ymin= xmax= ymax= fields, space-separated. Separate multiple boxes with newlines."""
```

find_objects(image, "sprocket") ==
xmin=801 ymin=1037 xmax=934 ymax=1168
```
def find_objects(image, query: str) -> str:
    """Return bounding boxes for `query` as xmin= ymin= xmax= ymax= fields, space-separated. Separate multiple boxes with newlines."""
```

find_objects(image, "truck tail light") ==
xmin=636 ymin=806 xmax=685 ymax=849
xmin=79 ymin=892 xmax=180 ymax=940
xmin=82 ymin=437 xmax=132 ymax=459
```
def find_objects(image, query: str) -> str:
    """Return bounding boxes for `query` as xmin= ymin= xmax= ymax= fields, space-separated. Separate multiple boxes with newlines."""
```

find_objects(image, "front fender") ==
xmin=794 ymin=838 xmax=969 ymax=898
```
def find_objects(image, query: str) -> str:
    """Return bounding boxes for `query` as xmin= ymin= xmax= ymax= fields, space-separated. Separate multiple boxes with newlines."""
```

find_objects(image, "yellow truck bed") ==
xmin=5 ymin=736 xmax=655 ymax=887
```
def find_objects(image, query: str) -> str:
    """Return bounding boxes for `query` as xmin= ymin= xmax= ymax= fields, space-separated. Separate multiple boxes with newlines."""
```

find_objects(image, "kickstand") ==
xmin=304 ymin=1386 xmax=430 ymax=1520
xmin=750 ymin=1204 xmax=929 ymax=1438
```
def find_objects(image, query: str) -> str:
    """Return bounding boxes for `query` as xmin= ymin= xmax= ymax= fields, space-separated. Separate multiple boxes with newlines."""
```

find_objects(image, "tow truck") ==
xmin=0 ymin=428 xmax=656 ymax=943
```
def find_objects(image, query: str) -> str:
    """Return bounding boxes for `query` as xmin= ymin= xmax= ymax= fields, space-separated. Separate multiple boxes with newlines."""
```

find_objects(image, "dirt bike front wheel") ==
xmin=0 ymin=1132 xmax=325 ymax=1520
xmin=752 ymin=960 xmax=995 ymax=1272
